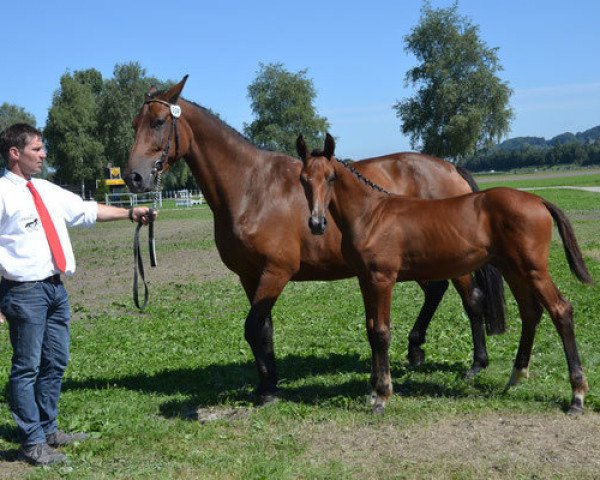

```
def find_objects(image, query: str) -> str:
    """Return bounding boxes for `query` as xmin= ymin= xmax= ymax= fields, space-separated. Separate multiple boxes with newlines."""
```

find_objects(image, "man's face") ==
xmin=10 ymin=135 xmax=46 ymax=178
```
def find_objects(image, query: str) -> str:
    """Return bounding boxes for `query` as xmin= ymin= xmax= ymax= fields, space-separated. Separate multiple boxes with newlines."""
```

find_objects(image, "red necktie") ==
xmin=26 ymin=181 xmax=67 ymax=273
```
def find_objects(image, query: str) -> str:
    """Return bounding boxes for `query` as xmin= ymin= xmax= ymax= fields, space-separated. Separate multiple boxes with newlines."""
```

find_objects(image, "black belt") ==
xmin=2 ymin=274 xmax=62 ymax=285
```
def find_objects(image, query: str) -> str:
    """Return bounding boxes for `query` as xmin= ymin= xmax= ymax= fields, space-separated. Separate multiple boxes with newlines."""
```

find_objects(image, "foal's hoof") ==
xmin=567 ymin=396 xmax=584 ymax=416
xmin=372 ymin=403 xmax=385 ymax=415
xmin=407 ymin=346 xmax=425 ymax=368
xmin=567 ymin=405 xmax=584 ymax=416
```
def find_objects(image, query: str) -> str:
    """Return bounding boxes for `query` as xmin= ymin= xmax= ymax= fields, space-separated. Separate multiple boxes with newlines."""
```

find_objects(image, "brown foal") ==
xmin=297 ymin=133 xmax=592 ymax=414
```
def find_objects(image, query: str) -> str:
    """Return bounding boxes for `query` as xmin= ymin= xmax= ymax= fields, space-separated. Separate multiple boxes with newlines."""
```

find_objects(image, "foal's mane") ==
xmin=310 ymin=148 xmax=391 ymax=195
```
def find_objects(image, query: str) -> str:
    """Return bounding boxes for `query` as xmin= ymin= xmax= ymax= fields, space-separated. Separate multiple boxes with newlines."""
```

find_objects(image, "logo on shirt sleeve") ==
xmin=24 ymin=216 xmax=40 ymax=232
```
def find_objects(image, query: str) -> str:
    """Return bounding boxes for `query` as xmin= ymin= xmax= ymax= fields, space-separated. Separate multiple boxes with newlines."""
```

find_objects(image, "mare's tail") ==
xmin=457 ymin=166 xmax=506 ymax=335
xmin=544 ymin=201 xmax=593 ymax=284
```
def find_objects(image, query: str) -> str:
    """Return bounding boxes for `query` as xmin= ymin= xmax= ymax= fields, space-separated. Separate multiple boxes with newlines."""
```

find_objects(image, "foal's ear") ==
xmin=324 ymin=133 xmax=335 ymax=160
xmin=165 ymin=74 xmax=189 ymax=104
xmin=296 ymin=135 xmax=308 ymax=161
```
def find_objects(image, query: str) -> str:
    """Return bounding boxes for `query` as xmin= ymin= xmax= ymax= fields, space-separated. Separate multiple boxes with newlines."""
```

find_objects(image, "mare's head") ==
xmin=296 ymin=133 xmax=336 ymax=235
xmin=126 ymin=75 xmax=192 ymax=193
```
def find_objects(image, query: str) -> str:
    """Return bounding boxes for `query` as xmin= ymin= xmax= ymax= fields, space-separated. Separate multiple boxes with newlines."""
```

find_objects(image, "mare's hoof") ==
xmin=407 ymin=346 xmax=425 ymax=368
xmin=255 ymin=389 xmax=281 ymax=406
xmin=464 ymin=363 xmax=486 ymax=380
xmin=372 ymin=403 xmax=385 ymax=415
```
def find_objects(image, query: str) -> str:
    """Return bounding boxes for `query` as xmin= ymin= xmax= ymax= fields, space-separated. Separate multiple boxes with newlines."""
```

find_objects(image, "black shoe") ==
xmin=46 ymin=430 xmax=89 ymax=447
xmin=19 ymin=443 xmax=67 ymax=466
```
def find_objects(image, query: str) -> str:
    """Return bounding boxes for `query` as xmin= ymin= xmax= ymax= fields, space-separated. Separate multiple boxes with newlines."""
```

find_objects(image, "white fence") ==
xmin=105 ymin=192 xmax=163 ymax=207
xmin=168 ymin=189 xmax=204 ymax=208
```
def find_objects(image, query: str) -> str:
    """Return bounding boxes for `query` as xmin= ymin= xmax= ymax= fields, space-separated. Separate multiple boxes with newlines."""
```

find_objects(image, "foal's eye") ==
xmin=151 ymin=118 xmax=166 ymax=129
xmin=327 ymin=174 xmax=336 ymax=183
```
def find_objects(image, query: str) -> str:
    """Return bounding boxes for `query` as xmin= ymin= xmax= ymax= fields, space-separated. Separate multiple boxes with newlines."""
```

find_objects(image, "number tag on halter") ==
xmin=170 ymin=104 xmax=182 ymax=118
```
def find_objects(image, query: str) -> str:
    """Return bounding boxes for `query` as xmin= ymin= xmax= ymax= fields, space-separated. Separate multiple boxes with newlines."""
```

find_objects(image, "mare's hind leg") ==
xmin=531 ymin=273 xmax=588 ymax=414
xmin=407 ymin=280 xmax=448 ymax=367
xmin=240 ymin=271 xmax=290 ymax=405
xmin=451 ymin=275 xmax=488 ymax=379
xmin=359 ymin=273 xmax=395 ymax=414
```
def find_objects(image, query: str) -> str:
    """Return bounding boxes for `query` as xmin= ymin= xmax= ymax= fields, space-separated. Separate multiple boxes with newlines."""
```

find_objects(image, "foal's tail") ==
xmin=457 ymin=166 xmax=506 ymax=335
xmin=544 ymin=200 xmax=594 ymax=284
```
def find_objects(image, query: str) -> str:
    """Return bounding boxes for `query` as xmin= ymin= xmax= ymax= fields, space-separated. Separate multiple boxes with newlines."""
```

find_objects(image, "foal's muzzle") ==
xmin=309 ymin=215 xmax=327 ymax=235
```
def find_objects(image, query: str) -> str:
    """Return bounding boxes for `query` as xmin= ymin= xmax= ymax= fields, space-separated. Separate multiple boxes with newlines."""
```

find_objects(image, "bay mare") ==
xmin=125 ymin=75 xmax=505 ymax=404
xmin=296 ymin=133 xmax=592 ymax=414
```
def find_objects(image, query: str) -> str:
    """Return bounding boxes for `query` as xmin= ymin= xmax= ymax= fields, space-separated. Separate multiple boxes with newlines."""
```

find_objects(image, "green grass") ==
xmin=475 ymin=172 xmax=600 ymax=189
xmin=1 ymin=183 xmax=599 ymax=478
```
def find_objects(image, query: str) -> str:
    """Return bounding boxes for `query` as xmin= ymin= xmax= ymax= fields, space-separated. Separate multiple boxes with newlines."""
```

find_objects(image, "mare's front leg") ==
xmin=359 ymin=273 xmax=395 ymax=414
xmin=407 ymin=280 xmax=449 ymax=367
xmin=240 ymin=270 xmax=290 ymax=405
xmin=451 ymin=275 xmax=488 ymax=378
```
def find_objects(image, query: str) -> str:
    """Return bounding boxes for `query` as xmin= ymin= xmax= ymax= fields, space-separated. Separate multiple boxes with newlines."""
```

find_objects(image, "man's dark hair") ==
xmin=0 ymin=123 xmax=43 ymax=162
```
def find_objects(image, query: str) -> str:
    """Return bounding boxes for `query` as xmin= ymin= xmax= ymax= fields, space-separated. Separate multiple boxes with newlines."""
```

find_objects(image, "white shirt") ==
xmin=0 ymin=170 xmax=98 ymax=281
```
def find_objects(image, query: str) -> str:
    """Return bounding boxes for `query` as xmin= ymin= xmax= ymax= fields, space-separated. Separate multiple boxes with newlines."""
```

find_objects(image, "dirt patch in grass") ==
xmin=302 ymin=412 xmax=600 ymax=478
xmin=65 ymin=213 xmax=233 ymax=318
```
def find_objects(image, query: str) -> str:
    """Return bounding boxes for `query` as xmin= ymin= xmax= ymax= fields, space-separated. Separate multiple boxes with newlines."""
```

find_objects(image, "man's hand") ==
xmin=130 ymin=207 xmax=158 ymax=225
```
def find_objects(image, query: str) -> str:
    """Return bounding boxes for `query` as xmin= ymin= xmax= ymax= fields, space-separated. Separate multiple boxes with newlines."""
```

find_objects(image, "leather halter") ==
xmin=143 ymin=98 xmax=182 ymax=175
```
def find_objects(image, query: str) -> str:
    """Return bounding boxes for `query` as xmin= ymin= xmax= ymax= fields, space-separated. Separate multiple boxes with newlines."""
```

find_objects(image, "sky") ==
xmin=2 ymin=0 xmax=599 ymax=159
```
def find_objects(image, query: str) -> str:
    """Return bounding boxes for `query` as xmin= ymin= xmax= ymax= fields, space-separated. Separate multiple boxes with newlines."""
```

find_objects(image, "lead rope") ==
xmin=132 ymin=98 xmax=180 ymax=310
xmin=132 ymin=169 xmax=161 ymax=310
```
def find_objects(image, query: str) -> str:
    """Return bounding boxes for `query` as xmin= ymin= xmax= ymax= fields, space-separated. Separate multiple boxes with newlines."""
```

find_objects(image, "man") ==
xmin=0 ymin=123 xmax=155 ymax=466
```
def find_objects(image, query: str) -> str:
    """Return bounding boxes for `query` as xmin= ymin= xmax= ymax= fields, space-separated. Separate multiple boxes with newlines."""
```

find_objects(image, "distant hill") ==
xmin=496 ymin=125 xmax=600 ymax=151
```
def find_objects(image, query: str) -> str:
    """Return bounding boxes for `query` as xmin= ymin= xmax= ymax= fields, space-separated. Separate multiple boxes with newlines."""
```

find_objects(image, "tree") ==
xmin=44 ymin=69 xmax=106 ymax=189
xmin=0 ymin=103 xmax=36 ymax=132
xmin=97 ymin=62 xmax=169 ymax=169
xmin=244 ymin=63 xmax=329 ymax=156
xmin=393 ymin=2 xmax=513 ymax=161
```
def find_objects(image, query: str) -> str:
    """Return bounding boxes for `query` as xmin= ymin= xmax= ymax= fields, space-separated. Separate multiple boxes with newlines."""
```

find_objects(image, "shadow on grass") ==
xmin=56 ymin=352 xmax=551 ymax=419
xmin=0 ymin=424 xmax=20 ymax=459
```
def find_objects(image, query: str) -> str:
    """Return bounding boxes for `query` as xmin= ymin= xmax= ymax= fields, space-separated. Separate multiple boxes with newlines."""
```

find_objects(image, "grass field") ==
xmin=1 ymin=170 xmax=600 ymax=478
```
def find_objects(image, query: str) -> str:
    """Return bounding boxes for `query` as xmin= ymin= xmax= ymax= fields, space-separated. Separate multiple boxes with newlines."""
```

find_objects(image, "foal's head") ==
xmin=296 ymin=133 xmax=336 ymax=235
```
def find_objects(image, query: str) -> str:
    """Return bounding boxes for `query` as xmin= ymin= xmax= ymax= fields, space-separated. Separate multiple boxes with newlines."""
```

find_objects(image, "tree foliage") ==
xmin=44 ymin=69 xmax=106 ymax=185
xmin=244 ymin=63 xmax=329 ymax=156
xmin=0 ymin=103 xmax=36 ymax=132
xmin=464 ymin=139 xmax=600 ymax=172
xmin=394 ymin=2 xmax=513 ymax=161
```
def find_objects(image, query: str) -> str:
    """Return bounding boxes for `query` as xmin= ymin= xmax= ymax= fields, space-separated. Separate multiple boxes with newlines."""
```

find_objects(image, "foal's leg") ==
xmin=531 ymin=273 xmax=588 ymax=414
xmin=407 ymin=280 xmax=448 ymax=367
xmin=451 ymin=275 xmax=488 ymax=379
xmin=359 ymin=274 xmax=395 ymax=414
xmin=240 ymin=270 xmax=290 ymax=405
xmin=503 ymin=277 xmax=543 ymax=388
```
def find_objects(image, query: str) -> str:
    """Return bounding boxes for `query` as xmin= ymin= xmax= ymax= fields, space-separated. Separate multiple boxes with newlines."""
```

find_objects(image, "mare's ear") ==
xmin=145 ymin=86 xmax=158 ymax=100
xmin=324 ymin=133 xmax=335 ymax=160
xmin=165 ymin=74 xmax=189 ymax=104
xmin=296 ymin=135 xmax=308 ymax=161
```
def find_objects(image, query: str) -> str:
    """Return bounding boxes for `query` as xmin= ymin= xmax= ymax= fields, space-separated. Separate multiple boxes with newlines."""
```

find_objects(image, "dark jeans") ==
xmin=0 ymin=277 xmax=70 ymax=447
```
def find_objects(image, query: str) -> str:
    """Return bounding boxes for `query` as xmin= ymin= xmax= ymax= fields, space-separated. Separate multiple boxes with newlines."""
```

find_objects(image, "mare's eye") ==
xmin=151 ymin=118 xmax=166 ymax=129
xmin=327 ymin=174 xmax=336 ymax=183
